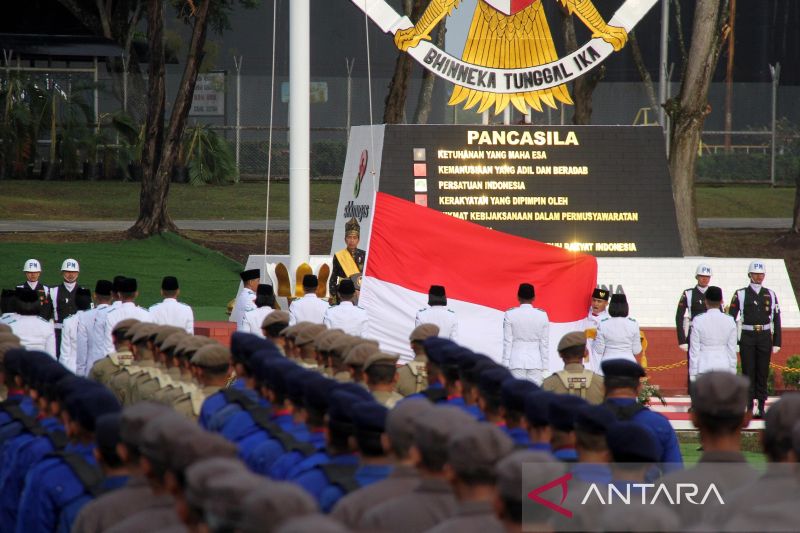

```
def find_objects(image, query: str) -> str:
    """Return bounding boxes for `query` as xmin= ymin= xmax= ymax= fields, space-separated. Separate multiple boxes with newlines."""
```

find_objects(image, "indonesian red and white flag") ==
xmin=360 ymin=193 xmax=598 ymax=372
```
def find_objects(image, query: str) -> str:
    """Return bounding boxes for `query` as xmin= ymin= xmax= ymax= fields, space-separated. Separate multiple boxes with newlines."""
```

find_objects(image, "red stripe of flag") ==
xmin=365 ymin=193 xmax=597 ymax=322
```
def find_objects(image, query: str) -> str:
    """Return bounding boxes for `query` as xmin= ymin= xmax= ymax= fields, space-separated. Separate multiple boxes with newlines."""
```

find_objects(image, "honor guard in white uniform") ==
xmin=502 ymin=283 xmax=549 ymax=385
xmin=8 ymin=287 xmax=56 ymax=356
xmin=324 ymin=279 xmax=368 ymax=336
xmin=59 ymin=287 xmax=93 ymax=373
xmin=76 ymin=280 xmax=114 ymax=376
xmin=289 ymin=275 xmax=330 ymax=325
xmin=230 ymin=269 xmax=260 ymax=325
xmin=414 ymin=285 xmax=458 ymax=341
xmin=688 ymin=286 xmax=737 ymax=381
xmin=83 ymin=280 xmax=117 ymax=375
xmin=149 ymin=276 xmax=195 ymax=333
xmin=583 ymin=288 xmax=610 ymax=373
xmin=102 ymin=277 xmax=151 ymax=355
xmin=17 ymin=258 xmax=53 ymax=320
xmin=239 ymin=284 xmax=278 ymax=335
xmin=728 ymin=260 xmax=782 ymax=418
xmin=594 ymin=293 xmax=642 ymax=371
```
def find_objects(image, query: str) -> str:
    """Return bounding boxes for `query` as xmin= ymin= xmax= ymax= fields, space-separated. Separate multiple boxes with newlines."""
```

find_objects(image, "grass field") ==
xmin=0 ymin=181 xmax=340 ymax=220
xmin=0 ymin=181 xmax=794 ymax=220
xmin=0 ymin=232 xmax=242 ymax=321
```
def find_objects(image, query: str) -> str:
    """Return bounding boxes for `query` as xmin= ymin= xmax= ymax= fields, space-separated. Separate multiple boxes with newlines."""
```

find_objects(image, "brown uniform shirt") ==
xmin=541 ymin=362 xmax=605 ymax=405
xmin=424 ymin=500 xmax=504 ymax=533
xmin=362 ymin=477 xmax=457 ymax=533
xmin=72 ymin=476 xmax=174 ymax=533
xmin=331 ymin=464 xmax=420 ymax=528
xmin=372 ymin=390 xmax=404 ymax=408
xmin=89 ymin=350 xmax=133 ymax=386
xmin=395 ymin=359 xmax=428 ymax=397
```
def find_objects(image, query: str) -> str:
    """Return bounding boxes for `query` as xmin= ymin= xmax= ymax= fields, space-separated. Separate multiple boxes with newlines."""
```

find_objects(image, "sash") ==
xmin=335 ymin=249 xmax=361 ymax=278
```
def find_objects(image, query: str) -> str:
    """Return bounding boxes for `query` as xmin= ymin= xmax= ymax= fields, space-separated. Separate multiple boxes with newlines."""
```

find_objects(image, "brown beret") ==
xmin=164 ymin=431 xmax=238 ymax=473
xmin=363 ymin=352 xmax=399 ymax=372
xmin=386 ymin=398 xmax=434 ymax=453
xmin=447 ymin=423 xmax=514 ymax=476
xmin=238 ymin=483 xmax=318 ymax=533
xmin=294 ymin=324 xmax=327 ymax=347
xmin=262 ymin=311 xmax=290 ymax=330
xmin=330 ymin=335 xmax=358 ymax=358
xmin=414 ymin=406 xmax=477 ymax=458
xmin=175 ymin=336 xmax=214 ymax=359
xmin=139 ymin=412 xmax=200 ymax=462
xmin=557 ymin=331 xmax=587 ymax=352
xmin=691 ymin=372 xmax=749 ymax=416
xmin=154 ymin=326 xmax=186 ymax=347
xmin=120 ymin=402 xmax=172 ymax=448
xmin=203 ymin=470 xmax=268 ymax=523
xmin=186 ymin=458 xmax=249 ymax=509
xmin=130 ymin=323 xmax=160 ymax=345
xmin=409 ymin=323 xmax=440 ymax=342
xmin=275 ymin=515 xmax=350 ymax=533
xmin=0 ymin=332 xmax=21 ymax=345
xmin=112 ymin=318 xmax=141 ymax=339
xmin=314 ymin=329 xmax=345 ymax=352
xmin=0 ymin=324 xmax=11 ymax=334
xmin=496 ymin=450 xmax=563 ymax=502
xmin=191 ymin=344 xmax=232 ymax=368
xmin=344 ymin=342 xmax=381 ymax=367
xmin=160 ymin=331 xmax=189 ymax=355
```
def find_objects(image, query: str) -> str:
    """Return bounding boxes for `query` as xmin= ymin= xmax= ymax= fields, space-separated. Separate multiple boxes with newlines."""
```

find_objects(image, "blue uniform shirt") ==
xmin=267 ymin=430 xmax=327 ymax=480
xmin=16 ymin=442 xmax=97 ymax=533
xmin=292 ymin=453 xmax=359 ymax=502
xmin=55 ymin=475 xmax=129 ymax=533
xmin=0 ymin=394 xmax=38 ymax=446
xmin=553 ymin=447 xmax=579 ymax=463
xmin=317 ymin=464 xmax=394 ymax=512
xmin=605 ymin=398 xmax=684 ymax=472
xmin=529 ymin=442 xmax=552 ymax=453
xmin=444 ymin=396 xmax=483 ymax=420
xmin=207 ymin=392 xmax=268 ymax=433
xmin=242 ymin=418 xmax=310 ymax=473
xmin=571 ymin=463 xmax=612 ymax=484
xmin=504 ymin=426 xmax=532 ymax=447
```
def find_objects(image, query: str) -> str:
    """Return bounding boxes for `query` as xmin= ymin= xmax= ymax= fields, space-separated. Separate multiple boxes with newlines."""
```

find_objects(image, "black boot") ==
xmin=755 ymin=399 xmax=766 ymax=419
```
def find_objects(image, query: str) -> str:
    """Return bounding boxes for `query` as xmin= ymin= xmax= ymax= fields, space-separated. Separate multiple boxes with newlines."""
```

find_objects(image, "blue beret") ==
xmin=461 ymin=357 xmax=497 ymax=384
xmin=524 ymin=391 xmax=558 ymax=427
xmin=606 ymin=421 xmax=662 ymax=463
xmin=260 ymin=358 xmax=299 ymax=393
xmin=303 ymin=375 xmax=339 ymax=412
xmin=440 ymin=345 xmax=473 ymax=370
xmin=19 ymin=350 xmax=53 ymax=381
xmin=65 ymin=388 xmax=122 ymax=432
xmin=328 ymin=390 xmax=363 ymax=424
xmin=285 ymin=367 xmax=314 ymax=405
xmin=55 ymin=376 xmax=97 ymax=402
xmin=335 ymin=382 xmax=374 ymax=403
xmin=574 ymin=404 xmax=616 ymax=435
xmin=478 ymin=366 xmax=513 ymax=397
xmin=3 ymin=348 xmax=26 ymax=375
xmin=601 ymin=359 xmax=646 ymax=380
xmin=501 ymin=378 xmax=539 ymax=413
xmin=547 ymin=395 xmax=588 ymax=431
xmin=37 ymin=363 xmax=70 ymax=397
xmin=351 ymin=401 xmax=388 ymax=432
xmin=230 ymin=333 xmax=276 ymax=364
xmin=423 ymin=337 xmax=458 ymax=366
xmin=95 ymin=413 xmax=122 ymax=453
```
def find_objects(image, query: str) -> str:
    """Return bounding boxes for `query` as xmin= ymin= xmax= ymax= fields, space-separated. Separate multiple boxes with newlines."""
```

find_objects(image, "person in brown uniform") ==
xmin=541 ymin=331 xmax=604 ymax=405
xmin=363 ymin=352 xmax=404 ymax=408
xmin=89 ymin=319 xmax=138 ymax=387
xmin=261 ymin=311 xmax=290 ymax=354
xmin=396 ymin=323 xmax=439 ymax=396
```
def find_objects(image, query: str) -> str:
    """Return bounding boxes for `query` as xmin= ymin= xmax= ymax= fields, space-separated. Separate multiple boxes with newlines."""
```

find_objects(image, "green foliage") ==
xmin=311 ymin=140 xmax=347 ymax=177
xmin=781 ymin=355 xmax=800 ymax=390
xmin=638 ymin=377 xmax=667 ymax=406
xmin=696 ymin=153 xmax=799 ymax=185
xmin=183 ymin=124 xmax=238 ymax=185
xmin=170 ymin=0 xmax=260 ymax=35
xmin=0 ymin=73 xmax=49 ymax=178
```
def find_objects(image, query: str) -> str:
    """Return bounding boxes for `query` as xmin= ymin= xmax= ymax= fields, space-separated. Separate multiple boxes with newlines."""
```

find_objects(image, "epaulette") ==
xmin=627 ymin=317 xmax=637 ymax=322
xmin=447 ymin=309 xmax=455 ymax=314
xmin=37 ymin=316 xmax=50 ymax=324
xmin=600 ymin=317 xmax=609 ymax=322
xmin=418 ymin=308 xmax=427 ymax=313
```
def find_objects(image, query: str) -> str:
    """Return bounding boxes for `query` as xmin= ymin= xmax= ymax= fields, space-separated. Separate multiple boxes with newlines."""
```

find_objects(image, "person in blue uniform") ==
xmin=476 ymin=366 xmax=513 ymax=425
xmin=500 ymin=377 xmax=539 ymax=446
xmin=15 ymin=385 xmax=121 ymax=533
xmin=523 ymin=390 xmax=557 ymax=452
xmin=605 ymin=421 xmax=663 ymax=490
xmin=571 ymin=404 xmax=615 ymax=484
xmin=317 ymin=401 xmax=393 ymax=512
xmin=438 ymin=346 xmax=483 ymax=418
xmin=547 ymin=394 xmax=588 ymax=462
xmin=601 ymin=359 xmax=683 ymax=472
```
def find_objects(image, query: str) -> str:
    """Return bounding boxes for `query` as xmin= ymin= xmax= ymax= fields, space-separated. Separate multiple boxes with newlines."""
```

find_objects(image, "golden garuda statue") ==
xmin=394 ymin=0 xmax=628 ymax=115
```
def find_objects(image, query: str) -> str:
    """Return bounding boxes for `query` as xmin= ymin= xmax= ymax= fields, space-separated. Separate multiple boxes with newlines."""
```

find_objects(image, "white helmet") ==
xmin=23 ymin=259 xmax=42 ymax=273
xmin=695 ymin=264 xmax=712 ymax=276
xmin=61 ymin=258 xmax=80 ymax=272
xmin=748 ymin=260 xmax=766 ymax=274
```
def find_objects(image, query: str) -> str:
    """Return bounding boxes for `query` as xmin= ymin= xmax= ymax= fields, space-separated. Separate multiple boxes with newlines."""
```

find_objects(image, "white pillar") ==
xmin=289 ymin=0 xmax=310 ymax=280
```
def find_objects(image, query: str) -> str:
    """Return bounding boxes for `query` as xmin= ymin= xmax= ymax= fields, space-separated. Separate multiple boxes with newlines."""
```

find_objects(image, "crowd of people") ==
xmin=0 ymin=250 xmax=794 ymax=532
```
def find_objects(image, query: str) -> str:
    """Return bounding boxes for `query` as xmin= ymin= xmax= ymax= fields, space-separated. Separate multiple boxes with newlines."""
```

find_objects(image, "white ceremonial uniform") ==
xmin=324 ymin=302 xmax=369 ymax=336
xmin=502 ymin=304 xmax=549 ymax=385
xmin=102 ymin=302 xmax=151 ymax=355
xmin=59 ymin=311 xmax=84 ymax=373
xmin=583 ymin=309 xmax=610 ymax=373
xmin=86 ymin=303 xmax=112 ymax=372
xmin=239 ymin=307 xmax=275 ymax=337
xmin=75 ymin=306 xmax=102 ymax=376
xmin=414 ymin=306 xmax=458 ymax=341
xmin=9 ymin=315 xmax=56 ymax=356
xmin=593 ymin=316 xmax=642 ymax=371
xmin=149 ymin=298 xmax=195 ymax=334
xmin=0 ymin=312 xmax=18 ymax=325
xmin=289 ymin=294 xmax=330 ymax=326
xmin=688 ymin=308 xmax=738 ymax=378
xmin=230 ymin=288 xmax=257 ymax=326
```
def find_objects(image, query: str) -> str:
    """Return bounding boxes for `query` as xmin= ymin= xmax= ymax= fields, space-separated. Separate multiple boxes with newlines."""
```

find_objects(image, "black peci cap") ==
xmin=161 ymin=276 xmax=179 ymax=291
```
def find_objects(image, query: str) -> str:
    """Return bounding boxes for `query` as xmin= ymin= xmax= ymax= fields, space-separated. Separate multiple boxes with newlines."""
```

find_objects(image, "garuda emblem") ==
xmin=352 ymin=0 xmax=657 ymax=116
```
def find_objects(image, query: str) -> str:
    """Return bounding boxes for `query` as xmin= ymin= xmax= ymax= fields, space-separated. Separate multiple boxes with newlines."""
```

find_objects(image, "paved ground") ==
xmin=0 ymin=218 xmax=790 ymax=232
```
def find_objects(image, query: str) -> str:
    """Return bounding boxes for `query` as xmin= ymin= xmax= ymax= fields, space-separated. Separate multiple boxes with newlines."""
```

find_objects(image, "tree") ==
xmin=665 ymin=0 xmax=729 ymax=255
xmin=559 ymin=5 xmax=605 ymax=125
xmin=412 ymin=21 xmax=445 ymax=124
xmin=792 ymin=171 xmax=800 ymax=233
xmin=127 ymin=0 xmax=256 ymax=238
xmin=384 ymin=0 xmax=425 ymax=124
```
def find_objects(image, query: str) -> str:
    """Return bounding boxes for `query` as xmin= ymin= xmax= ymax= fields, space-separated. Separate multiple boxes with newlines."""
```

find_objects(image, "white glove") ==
xmin=773 ymin=346 xmax=781 ymax=354
xmin=689 ymin=374 xmax=697 ymax=383
xmin=678 ymin=344 xmax=689 ymax=352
